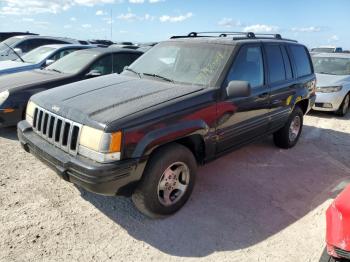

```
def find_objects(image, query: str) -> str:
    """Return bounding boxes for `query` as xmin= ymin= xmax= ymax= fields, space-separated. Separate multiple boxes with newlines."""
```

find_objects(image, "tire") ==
xmin=273 ymin=106 xmax=304 ymax=149
xmin=335 ymin=93 xmax=349 ymax=117
xmin=319 ymin=247 xmax=340 ymax=262
xmin=132 ymin=143 xmax=197 ymax=218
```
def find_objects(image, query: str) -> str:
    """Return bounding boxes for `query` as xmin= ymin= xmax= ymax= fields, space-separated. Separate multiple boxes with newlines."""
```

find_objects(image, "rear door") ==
xmin=216 ymin=44 xmax=270 ymax=153
xmin=264 ymin=43 xmax=296 ymax=131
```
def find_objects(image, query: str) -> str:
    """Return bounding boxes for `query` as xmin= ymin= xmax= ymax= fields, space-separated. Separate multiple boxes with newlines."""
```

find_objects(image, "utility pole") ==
xmin=110 ymin=8 xmax=113 ymax=41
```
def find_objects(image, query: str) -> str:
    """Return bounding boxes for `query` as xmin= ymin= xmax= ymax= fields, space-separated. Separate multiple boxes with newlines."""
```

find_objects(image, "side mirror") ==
xmin=45 ymin=59 xmax=55 ymax=66
xmin=13 ymin=48 xmax=23 ymax=56
xmin=226 ymin=81 xmax=251 ymax=98
xmin=86 ymin=69 xmax=102 ymax=78
xmin=123 ymin=66 xmax=129 ymax=72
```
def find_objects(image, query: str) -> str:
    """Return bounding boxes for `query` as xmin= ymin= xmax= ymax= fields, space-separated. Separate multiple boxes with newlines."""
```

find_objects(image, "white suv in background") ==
xmin=0 ymin=35 xmax=84 ymax=61
xmin=312 ymin=53 xmax=350 ymax=116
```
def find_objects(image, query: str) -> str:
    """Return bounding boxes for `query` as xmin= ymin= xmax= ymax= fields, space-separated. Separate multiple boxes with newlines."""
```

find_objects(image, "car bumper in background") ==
xmin=17 ymin=120 xmax=147 ymax=196
xmin=313 ymin=91 xmax=347 ymax=112
xmin=0 ymin=108 xmax=22 ymax=127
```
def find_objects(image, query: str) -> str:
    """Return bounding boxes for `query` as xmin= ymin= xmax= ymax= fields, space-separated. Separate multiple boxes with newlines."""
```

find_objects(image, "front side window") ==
xmin=113 ymin=53 xmax=141 ymax=74
xmin=312 ymin=57 xmax=350 ymax=75
xmin=265 ymin=45 xmax=286 ymax=83
xmin=226 ymin=46 xmax=264 ymax=88
xmin=89 ymin=55 xmax=113 ymax=75
xmin=50 ymin=48 xmax=78 ymax=61
xmin=126 ymin=41 xmax=233 ymax=87
xmin=290 ymin=45 xmax=312 ymax=77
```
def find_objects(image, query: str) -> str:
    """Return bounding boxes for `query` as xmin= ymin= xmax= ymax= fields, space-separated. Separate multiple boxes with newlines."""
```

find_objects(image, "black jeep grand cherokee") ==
xmin=18 ymin=32 xmax=316 ymax=218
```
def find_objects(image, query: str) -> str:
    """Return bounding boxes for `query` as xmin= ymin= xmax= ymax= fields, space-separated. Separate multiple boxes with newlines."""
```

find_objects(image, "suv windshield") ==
xmin=45 ymin=51 xmax=97 ymax=74
xmin=126 ymin=41 xmax=233 ymax=86
xmin=0 ymin=37 xmax=21 ymax=52
xmin=19 ymin=46 xmax=56 ymax=64
xmin=312 ymin=57 xmax=350 ymax=75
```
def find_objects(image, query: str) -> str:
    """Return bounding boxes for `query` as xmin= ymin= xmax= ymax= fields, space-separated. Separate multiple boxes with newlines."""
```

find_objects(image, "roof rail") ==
xmin=170 ymin=31 xmax=297 ymax=42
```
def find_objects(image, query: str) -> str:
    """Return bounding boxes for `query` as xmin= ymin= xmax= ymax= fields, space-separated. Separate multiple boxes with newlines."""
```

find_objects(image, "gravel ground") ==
xmin=0 ymin=111 xmax=349 ymax=262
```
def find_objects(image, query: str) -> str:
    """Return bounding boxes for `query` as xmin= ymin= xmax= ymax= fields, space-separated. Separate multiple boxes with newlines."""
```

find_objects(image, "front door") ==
xmin=216 ymin=44 xmax=271 ymax=153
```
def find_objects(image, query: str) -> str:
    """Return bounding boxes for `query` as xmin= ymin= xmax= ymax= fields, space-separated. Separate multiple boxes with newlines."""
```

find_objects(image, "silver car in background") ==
xmin=0 ymin=35 xmax=83 ymax=61
xmin=312 ymin=53 xmax=350 ymax=116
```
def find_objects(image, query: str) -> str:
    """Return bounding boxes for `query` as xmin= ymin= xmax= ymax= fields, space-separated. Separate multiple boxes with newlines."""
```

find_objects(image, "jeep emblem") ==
xmin=52 ymin=105 xmax=60 ymax=112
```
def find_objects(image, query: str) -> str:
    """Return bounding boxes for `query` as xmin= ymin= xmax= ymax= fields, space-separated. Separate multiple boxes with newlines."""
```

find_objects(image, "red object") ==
xmin=326 ymin=185 xmax=350 ymax=258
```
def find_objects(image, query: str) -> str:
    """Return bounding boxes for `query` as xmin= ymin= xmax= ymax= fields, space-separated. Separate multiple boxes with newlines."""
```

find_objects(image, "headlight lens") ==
xmin=0 ymin=90 xmax=9 ymax=105
xmin=316 ymin=86 xmax=342 ymax=93
xmin=25 ymin=100 xmax=37 ymax=126
xmin=78 ymin=125 xmax=122 ymax=163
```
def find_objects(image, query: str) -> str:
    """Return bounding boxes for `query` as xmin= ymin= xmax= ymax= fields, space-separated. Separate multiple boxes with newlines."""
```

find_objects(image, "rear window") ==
xmin=289 ymin=45 xmax=312 ymax=77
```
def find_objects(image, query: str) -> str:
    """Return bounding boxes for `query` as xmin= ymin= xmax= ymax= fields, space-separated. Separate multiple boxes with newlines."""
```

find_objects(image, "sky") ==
xmin=0 ymin=0 xmax=349 ymax=49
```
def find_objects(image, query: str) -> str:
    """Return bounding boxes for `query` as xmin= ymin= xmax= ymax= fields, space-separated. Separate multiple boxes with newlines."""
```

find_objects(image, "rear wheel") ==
xmin=273 ymin=106 xmax=304 ymax=149
xmin=132 ymin=143 xmax=197 ymax=218
xmin=336 ymin=93 xmax=349 ymax=117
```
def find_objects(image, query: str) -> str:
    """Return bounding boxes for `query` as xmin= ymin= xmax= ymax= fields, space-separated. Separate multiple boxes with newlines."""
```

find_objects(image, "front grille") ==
xmin=335 ymin=247 xmax=350 ymax=259
xmin=32 ymin=106 xmax=82 ymax=155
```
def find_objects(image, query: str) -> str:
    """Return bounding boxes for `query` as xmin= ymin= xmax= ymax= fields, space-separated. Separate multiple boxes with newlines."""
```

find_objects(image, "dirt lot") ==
xmin=0 ymin=111 xmax=349 ymax=262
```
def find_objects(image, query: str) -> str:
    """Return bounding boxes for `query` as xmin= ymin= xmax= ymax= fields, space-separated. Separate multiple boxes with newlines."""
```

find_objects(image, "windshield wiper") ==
xmin=3 ymin=43 xmax=25 ymax=63
xmin=46 ymin=68 xmax=62 ymax=73
xmin=142 ymin=73 xmax=174 ymax=83
xmin=125 ymin=67 xmax=141 ymax=78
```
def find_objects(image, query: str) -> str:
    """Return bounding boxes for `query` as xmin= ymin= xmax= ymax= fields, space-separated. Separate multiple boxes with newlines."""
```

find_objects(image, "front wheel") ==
xmin=336 ymin=93 xmax=349 ymax=117
xmin=132 ymin=143 xmax=197 ymax=218
xmin=273 ymin=106 xmax=304 ymax=149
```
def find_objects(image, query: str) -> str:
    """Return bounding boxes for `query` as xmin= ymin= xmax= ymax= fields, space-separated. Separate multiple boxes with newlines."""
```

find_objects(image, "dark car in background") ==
xmin=0 ymin=44 xmax=91 ymax=76
xmin=18 ymin=32 xmax=316 ymax=218
xmin=0 ymin=32 xmax=38 ymax=42
xmin=0 ymin=48 xmax=143 ymax=127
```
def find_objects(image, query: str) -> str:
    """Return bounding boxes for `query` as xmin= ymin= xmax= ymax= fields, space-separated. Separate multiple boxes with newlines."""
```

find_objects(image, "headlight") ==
xmin=78 ymin=125 xmax=122 ymax=163
xmin=25 ymin=100 xmax=37 ymax=126
xmin=316 ymin=86 xmax=342 ymax=93
xmin=0 ymin=90 xmax=9 ymax=105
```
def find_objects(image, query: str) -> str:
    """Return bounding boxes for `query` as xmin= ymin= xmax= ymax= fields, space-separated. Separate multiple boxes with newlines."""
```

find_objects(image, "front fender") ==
xmin=131 ymin=119 xmax=210 ymax=158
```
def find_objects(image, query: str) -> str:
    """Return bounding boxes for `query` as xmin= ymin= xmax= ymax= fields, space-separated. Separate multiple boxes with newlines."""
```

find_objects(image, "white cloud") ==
xmin=291 ymin=26 xmax=321 ymax=32
xmin=70 ymin=17 xmax=77 ymax=22
xmin=129 ymin=0 xmax=144 ymax=3
xmin=117 ymin=12 xmax=155 ymax=21
xmin=328 ymin=35 xmax=339 ymax=42
xmin=149 ymin=0 xmax=164 ymax=3
xmin=22 ymin=18 xmax=35 ymax=22
xmin=0 ymin=0 xmax=118 ymax=15
xmin=82 ymin=24 xmax=92 ymax=28
xmin=64 ymin=24 xmax=72 ymax=29
xmin=217 ymin=18 xmax=241 ymax=28
xmin=96 ymin=10 xmax=106 ymax=16
xmin=159 ymin=12 xmax=193 ymax=23
xmin=243 ymin=24 xmax=279 ymax=33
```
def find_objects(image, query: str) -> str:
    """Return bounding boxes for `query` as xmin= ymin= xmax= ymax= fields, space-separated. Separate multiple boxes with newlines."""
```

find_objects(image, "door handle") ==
xmin=258 ymin=92 xmax=269 ymax=98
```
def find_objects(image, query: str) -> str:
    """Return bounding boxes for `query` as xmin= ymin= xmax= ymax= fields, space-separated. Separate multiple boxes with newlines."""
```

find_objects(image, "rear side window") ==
xmin=281 ymin=46 xmax=293 ymax=80
xmin=226 ymin=46 xmax=264 ymax=88
xmin=289 ymin=45 xmax=312 ymax=77
xmin=265 ymin=45 xmax=286 ymax=83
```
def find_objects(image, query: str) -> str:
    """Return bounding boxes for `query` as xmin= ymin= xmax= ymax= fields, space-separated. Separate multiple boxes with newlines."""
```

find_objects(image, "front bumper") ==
xmin=312 ymin=90 xmax=347 ymax=112
xmin=17 ymin=120 xmax=147 ymax=196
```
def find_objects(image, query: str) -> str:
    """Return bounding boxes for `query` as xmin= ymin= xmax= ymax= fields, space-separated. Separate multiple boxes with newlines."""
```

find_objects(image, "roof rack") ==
xmin=170 ymin=32 xmax=297 ymax=43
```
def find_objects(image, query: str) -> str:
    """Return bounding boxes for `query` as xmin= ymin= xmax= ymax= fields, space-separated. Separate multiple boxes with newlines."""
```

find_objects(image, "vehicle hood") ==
xmin=0 ymin=60 xmax=36 ymax=75
xmin=316 ymin=73 xmax=350 ymax=87
xmin=0 ymin=70 xmax=67 ymax=93
xmin=33 ymin=74 xmax=204 ymax=128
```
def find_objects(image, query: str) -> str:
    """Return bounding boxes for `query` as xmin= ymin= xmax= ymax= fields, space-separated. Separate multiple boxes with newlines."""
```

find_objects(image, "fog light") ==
xmin=323 ymin=103 xmax=333 ymax=108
